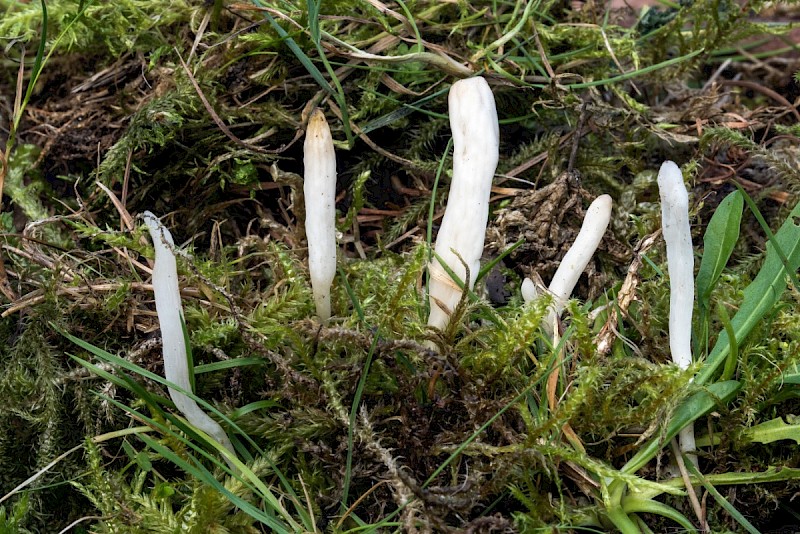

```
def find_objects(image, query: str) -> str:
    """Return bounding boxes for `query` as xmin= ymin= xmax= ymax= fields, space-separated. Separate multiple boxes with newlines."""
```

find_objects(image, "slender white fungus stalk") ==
xmin=303 ymin=109 xmax=337 ymax=324
xmin=657 ymin=160 xmax=697 ymax=465
xmin=427 ymin=77 xmax=499 ymax=331
xmin=540 ymin=194 xmax=612 ymax=334
xmin=143 ymin=211 xmax=237 ymax=466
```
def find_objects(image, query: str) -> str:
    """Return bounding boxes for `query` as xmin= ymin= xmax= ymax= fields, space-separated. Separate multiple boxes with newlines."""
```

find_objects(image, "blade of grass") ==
xmin=476 ymin=238 xmax=524 ymax=285
xmin=0 ymin=426 xmax=152 ymax=506
xmin=566 ymin=49 xmax=704 ymax=89
xmin=60 ymin=327 xmax=309 ymax=517
xmin=635 ymin=466 xmax=800 ymax=501
xmin=431 ymin=249 xmax=504 ymax=327
xmin=423 ymin=322 xmax=576 ymax=488
xmin=424 ymin=137 xmax=453 ymax=319
xmin=9 ymin=0 xmax=47 ymax=143
xmin=102 ymin=392 xmax=311 ymax=532
xmin=181 ymin=314 xmax=196 ymax=393
xmin=470 ymin=0 xmax=541 ymax=64
xmin=252 ymin=0 xmax=354 ymax=144
xmin=9 ymin=0 xmax=92 ymax=143
xmin=194 ymin=357 xmax=265 ymax=374
xmin=361 ymin=327 xmax=572 ymax=533
xmin=306 ymin=0 xmax=353 ymax=144
xmin=620 ymin=380 xmax=741 ymax=475
xmin=394 ymin=0 xmax=423 ymax=50
xmin=252 ymin=0 xmax=332 ymax=93
xmin=138 ymin=433 xmax=296 ymax=533
xmin=342 ymin=332 xmax=379 ymax=517
xmin=229 ymin=400 xmax=281 ymax=420
xmin=717 ymin=301 xmax=738 ymax=381
xmin=684 ymin=460 xmax=761 ymax=534
xmin=336 ymin=264 xmax=377 ymax=526
xmin=621 ymin=497 xmax=696 ymax=533
xmin=735 ymin=182 xmax=799 ymax=289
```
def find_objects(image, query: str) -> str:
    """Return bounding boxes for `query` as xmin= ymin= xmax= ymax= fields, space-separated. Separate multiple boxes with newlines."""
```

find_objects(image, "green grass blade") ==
xmin=229 ymin=400 xmax=281 ymax=419
xmin=476 ymin=238 xmax=524 ymax=285
xmin=11 ymin=0 xmax=92 ymax=140
xmin=717 ymin=301 xmax=738 ymax=381
xmin=70 ymin=355 xmax=168 ymax=410
xmin=684 ymin=460 xmax=762 ymax=534
xmin=306 ymin=0 xmax=353 ymax=144
xmin=138 ymin=433 xmax=295 ymax=533
xmin=637 ymin=466 xmax=800 ymax=500
xmin=424 ymin=137 xmax=453 ymax=319
xmin=336 ymin=263 xmax=378 ymax=517
xmin=426 ymin=138 xmax=453 ymax=251
xmin=194 ymin=357 xmax=265 ymax=374
xmin=359 ymin=88 xmax=450 ymax=134
xmin=251 ymin=0 xmax=335 ymax=95
xmin=342 ymin=331 xmax=379 ymax=513
xmin=101 ymin=393 xmax=310 ymax=532
xmin=621 ymin=380 xmax=741 ymax=474
xmin=622 ymin=497 xmax=696 ymax=533
xmin=338 ymin=265 xmax=365 ymax=322
xmin=422 ymin=323 xmax=571 ymax=488
xmin=11 ymin=0 xmax=47 ymax=139
xmin=736 ymin=182 xmax=800 ymax=290
xmin=181 ymin=314 xmax=195 ymax=393
xmin=60 ymin=327 xmax=310 ymax=518
xmin=566 ymin=48 xmax=704 ymax=89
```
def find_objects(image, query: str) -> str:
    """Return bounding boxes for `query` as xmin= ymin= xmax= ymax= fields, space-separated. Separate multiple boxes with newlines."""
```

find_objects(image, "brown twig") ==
xmin=567 ymin=101 xmax=589 ymax=174
xmin=718 ymin=79 xmax=800 ymax=122
xmin=176 ymin=51 xmax=271 ymax=154
xmin=670 ymin=439 xmax=708 ymax=533
xmin=0 ymin=250 xmax=17 ymax=301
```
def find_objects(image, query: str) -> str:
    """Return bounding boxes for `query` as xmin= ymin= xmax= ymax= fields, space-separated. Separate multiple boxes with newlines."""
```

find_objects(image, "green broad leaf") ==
xmin=784 ymin=373 xmax=800 ymax=384
xmin=621 ymin=380 xmax=741 ymax=474
xmin=696 ymin=200 xmax=800 ymax=385
xmin=696 ymin=190 xmax=743 ymax=308
xmin=122 ymin=439 xmax=152 ymax=472
xmin=746 ymin=415 xmax=800 ymax=445
xmin=783 ymin=360 xmax=800 ymax=384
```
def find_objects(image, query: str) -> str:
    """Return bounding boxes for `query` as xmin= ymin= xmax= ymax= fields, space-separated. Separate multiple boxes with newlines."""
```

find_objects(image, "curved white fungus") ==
xmin=543 ymin=194 xmax=612 ymax=334
xmin=428 ymin=76 xmax=499 ymax=332
xmin=143 ymin=211 xmax=238 ymax=466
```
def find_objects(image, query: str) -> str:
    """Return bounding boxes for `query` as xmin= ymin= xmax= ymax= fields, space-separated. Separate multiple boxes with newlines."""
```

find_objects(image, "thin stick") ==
xmin=670 ymin=438 xmax=707 ymax=532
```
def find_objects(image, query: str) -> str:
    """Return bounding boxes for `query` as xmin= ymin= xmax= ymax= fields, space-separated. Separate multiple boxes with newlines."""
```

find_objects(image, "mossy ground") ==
xmin=1 ymin=1 xmax=800 ymax=532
